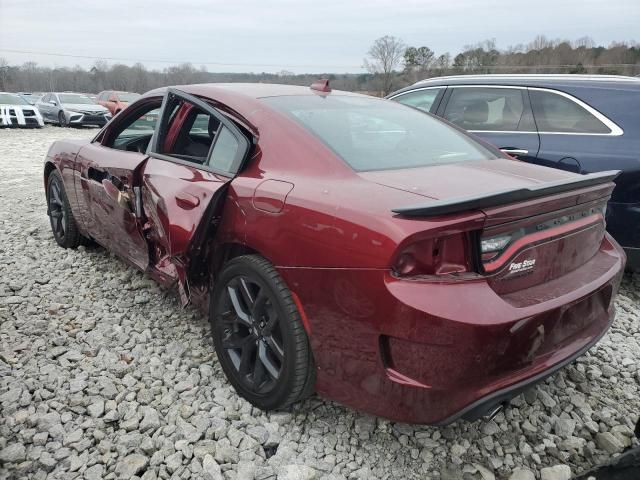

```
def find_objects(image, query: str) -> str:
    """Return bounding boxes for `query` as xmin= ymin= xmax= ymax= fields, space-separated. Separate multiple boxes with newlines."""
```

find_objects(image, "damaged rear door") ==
xmin=143 ymin=88 xmax=251 ymax=304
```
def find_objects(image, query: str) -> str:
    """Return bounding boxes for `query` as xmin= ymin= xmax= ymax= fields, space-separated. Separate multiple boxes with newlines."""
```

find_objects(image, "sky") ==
xmin=1 ymin=0 xmax=639 ymax=74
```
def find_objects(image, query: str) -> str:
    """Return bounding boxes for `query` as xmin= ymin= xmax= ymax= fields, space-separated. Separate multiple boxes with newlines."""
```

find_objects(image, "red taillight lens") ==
xmin=392 ymin=233 xmax=472 ymax=276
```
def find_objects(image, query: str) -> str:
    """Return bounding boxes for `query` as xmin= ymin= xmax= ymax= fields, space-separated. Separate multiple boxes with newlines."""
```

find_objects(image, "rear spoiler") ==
xmin=392 ymin=170 xmax=621 ymax=217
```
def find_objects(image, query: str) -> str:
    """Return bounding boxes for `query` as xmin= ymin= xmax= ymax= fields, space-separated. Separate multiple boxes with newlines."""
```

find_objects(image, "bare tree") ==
xmin=364 ymin=35 xmax=406 ymax=95
xmin=0 ymin=58 xmax=9 ymax=90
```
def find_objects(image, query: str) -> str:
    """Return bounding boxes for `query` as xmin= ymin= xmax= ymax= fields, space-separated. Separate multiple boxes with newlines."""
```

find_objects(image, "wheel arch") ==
xmin=43 ymin=161 xmax=57 ymax=192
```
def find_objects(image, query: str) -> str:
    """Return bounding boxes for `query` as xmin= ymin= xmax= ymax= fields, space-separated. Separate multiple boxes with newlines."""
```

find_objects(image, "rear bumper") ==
xmin=440 ymin=315 xmax=612 ymax=424
xmin=280 ymin=234 xmax=625 ymax=424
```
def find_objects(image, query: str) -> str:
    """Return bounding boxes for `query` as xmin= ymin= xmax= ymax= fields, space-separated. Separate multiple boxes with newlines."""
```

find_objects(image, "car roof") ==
xmin=391 ymin=74 xmax=640 ymax=96
xmin=145 ymin=82 xmax=366 ymax=100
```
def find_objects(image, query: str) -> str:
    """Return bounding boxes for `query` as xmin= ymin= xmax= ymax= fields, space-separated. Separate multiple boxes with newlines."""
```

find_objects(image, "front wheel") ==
xmin=210 ymin=255 xmax=315 ymax=410
xmin=58 ymin=111 xmax=68 ymax=127
xmin=47 ymin=170 xmax=81 ymax=248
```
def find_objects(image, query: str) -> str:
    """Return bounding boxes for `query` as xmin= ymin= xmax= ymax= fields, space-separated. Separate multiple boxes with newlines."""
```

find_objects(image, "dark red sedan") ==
xmin=44 ymin=82 xmax=625 ymax=424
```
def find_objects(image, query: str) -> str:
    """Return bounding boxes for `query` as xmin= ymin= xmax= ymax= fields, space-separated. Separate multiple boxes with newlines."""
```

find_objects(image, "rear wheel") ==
xmin=58 ymin=111 xmax=68 ymax=127
xmin=210 ymin=255 xmax=315 ymax=410
xmin=47 ymin=170 xmax=81 ymax=248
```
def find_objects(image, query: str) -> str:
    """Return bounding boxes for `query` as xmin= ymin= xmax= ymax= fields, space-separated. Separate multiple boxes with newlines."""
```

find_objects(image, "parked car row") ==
xmin=0 ymin=90 xmax=141 ymax=128
xmin=387 ymin=74 xmax=640 ymax=271
xmin=43 ymin=80 xmax=627 ymax=424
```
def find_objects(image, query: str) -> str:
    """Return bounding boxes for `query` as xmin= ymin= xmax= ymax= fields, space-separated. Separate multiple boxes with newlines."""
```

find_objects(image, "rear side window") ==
xmin=529 ymin=90 xmax=611 ymax=134
xmin=208 ymin=126 xmax=240 ymax=171
xmin=264 ymin=95 xmax=497 ymax=172
xmin=443 ymin=87 xmax=526 ymax=131
xmin=393 ymin=88 xmax=443 ymax=113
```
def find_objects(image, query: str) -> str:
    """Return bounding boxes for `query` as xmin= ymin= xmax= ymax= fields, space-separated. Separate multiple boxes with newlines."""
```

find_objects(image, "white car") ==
xmin=0 ymin=92 xmax=44 ymax=128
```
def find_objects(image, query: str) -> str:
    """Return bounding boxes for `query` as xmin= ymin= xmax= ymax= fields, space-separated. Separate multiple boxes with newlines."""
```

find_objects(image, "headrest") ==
xmin=463 ymin=101 xmax=489 ymax=125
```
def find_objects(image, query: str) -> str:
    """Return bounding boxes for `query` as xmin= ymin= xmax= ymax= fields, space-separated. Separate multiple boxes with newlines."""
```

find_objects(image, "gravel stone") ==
xmin=0 ymin=443 xmax=27 ymax=463
xmin=202 ymin=454 xmax=224 ymax=480
xmin=1 ymin=128 xmax=639 ymax=479
xmin=115 ymin=453 xmax=149 ymax=478
xmin=508 ymin=468 xmax=535 ymax=480
xmin=277 ymin=464 xmax=318 ymax=480
xmin=540 ymin=464 xmax=572 ymax=480
xmin=595 ymin=431 xmax=625 ymax=454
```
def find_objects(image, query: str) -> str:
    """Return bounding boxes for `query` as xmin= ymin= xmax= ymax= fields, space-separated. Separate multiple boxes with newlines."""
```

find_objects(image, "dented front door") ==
xmin=76 ymin=143 xmax=149 ymax=270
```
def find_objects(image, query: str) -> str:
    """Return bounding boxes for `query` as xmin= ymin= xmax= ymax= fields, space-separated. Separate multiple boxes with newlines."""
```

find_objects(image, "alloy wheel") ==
xmin=216 ymin=275 xmax=285 ymax=395
xmin=48 ymin=177 xmax=67 ymax=241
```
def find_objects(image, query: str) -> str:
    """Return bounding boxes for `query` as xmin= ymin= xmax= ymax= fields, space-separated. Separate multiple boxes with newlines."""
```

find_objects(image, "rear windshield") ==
xmin=263 ymin=95 xmax=497 ymax=171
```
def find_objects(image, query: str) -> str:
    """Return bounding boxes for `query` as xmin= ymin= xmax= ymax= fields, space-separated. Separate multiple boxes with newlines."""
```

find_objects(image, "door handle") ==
xmin=500 ymin=148 xmax=529 ymax=157
xmin=175 ymin=193 xmax=200 ymax=210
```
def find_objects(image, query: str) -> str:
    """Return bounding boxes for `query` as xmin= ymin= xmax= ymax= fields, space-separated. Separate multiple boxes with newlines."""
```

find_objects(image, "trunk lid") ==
xmin=367 ymin=160 xmax=618 ymax=293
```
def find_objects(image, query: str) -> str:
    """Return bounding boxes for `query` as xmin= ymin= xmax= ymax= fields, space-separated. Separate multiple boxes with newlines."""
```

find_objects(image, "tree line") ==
xmin=366 ymin=35 xmax=640 ymax=94
xmin=1 ymin=35 xmax=639 ymax=97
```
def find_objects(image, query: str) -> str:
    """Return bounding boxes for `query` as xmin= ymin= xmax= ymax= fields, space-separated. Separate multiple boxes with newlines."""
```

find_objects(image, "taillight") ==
xmin=480 ymin=205 xmax=606 ymax=273
xmin=392 ymin=233 xmax=472 ymax=276
xmin=480 ymin=234 xmax=512 ymax=262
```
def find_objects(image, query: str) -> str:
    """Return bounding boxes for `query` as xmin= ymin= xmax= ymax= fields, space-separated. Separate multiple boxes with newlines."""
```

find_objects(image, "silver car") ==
xmin=37 ymin=92 xmax=112 ymax=127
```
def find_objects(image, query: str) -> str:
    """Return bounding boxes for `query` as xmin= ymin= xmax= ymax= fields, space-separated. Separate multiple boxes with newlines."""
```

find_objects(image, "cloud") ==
xmin=0 ymin=0 xmax=638 ymax=73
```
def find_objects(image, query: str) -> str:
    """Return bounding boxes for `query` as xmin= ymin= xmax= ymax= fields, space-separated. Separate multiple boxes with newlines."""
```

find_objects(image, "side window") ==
xmin=209 ymin=126 xmax=240 ymax=171
xmin=443 ymin=87 xmax=526 ymax=131
xmin=98 ymin=92 xmax=109 ymax=101
xmin=159 ymin=102 xmax=220 ymax=164
xmin=41 ymin=94 xmax=50 ymax=103
xmin=393 ymin=88 xmax=443 ymax=113
xmin=106 ymin=104 xmax=161 ymax=151
xmin=529 ymin=90 xmax=611 ymax=134
xmin=150 ymin=90 xmax=250 ymax=174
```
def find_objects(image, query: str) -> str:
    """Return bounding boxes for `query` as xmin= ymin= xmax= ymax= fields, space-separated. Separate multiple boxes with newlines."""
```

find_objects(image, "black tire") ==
xmin=58 ymin=111 xmax=68 ymax=127
xmin=210 ymin=255 xmax=315 ymax=410
xmin=47 ymin=170 xmax=82 ymax=248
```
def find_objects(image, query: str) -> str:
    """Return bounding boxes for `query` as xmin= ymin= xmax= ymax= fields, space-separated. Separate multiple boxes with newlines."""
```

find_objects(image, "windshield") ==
xmin=264 ymin=95 xmax=497 ymax=171
xmin=58 ymin=94 xmax=95 ymax=104
xmin=0 ymin=93 xmax=29 ymax=105
xmin=117 ymin=93 xmax=141 ymax=102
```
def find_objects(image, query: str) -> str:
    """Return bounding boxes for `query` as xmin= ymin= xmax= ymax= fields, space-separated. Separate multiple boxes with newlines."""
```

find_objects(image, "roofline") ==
xmin=414 ymin=74 xmax=640 ymax=85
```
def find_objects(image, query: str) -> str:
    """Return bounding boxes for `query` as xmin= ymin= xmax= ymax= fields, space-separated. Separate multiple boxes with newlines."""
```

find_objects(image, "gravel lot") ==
xmin=0 ymin=126 xmax=639 ymax=480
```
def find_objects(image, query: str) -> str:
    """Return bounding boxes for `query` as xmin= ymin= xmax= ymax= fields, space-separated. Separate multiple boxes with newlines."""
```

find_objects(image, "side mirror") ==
xmin=50 ymin=101 xmax=57 ymax=106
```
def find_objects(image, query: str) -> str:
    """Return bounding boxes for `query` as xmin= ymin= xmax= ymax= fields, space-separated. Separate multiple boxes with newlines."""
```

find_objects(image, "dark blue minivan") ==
xmin=388 ymin=75 xmax=640 ymax=270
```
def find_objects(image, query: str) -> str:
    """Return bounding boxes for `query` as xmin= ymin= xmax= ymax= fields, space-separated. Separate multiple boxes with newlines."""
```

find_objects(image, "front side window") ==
xmin=443 ymin=87 xmax=526 ymax=132
xmin=264 ymin=95 xmax=497 ymax=172
xmin=105 ymin=102 xmax=161 ymax=152
xmin=393 ymin=88 xmax=443 ymax=113
xmin=529 ymin=90 xmax=611 ymax=134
